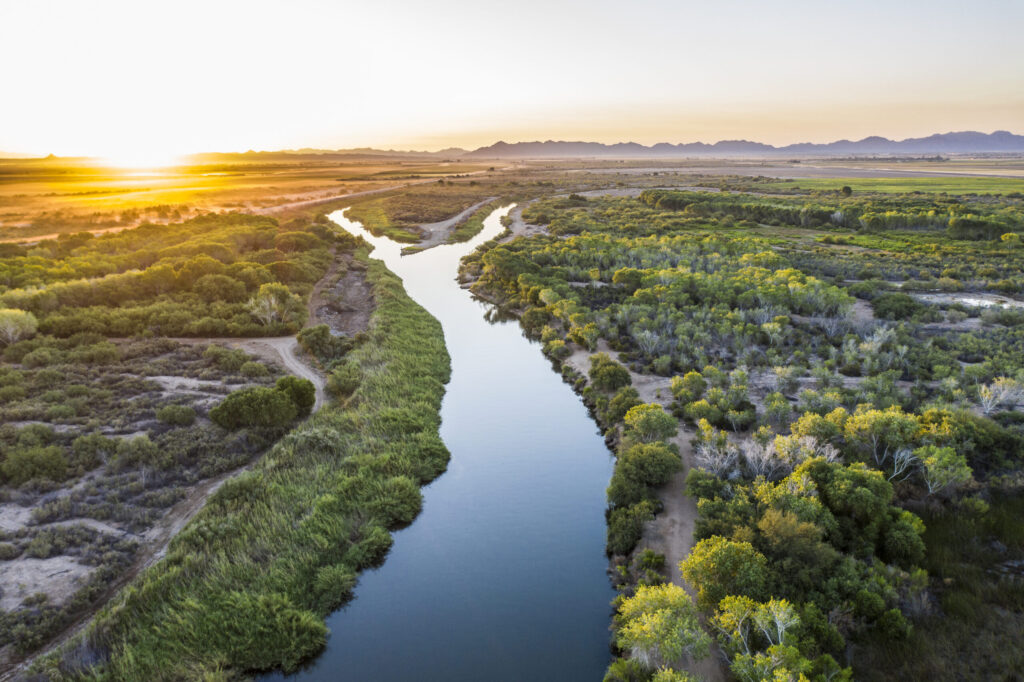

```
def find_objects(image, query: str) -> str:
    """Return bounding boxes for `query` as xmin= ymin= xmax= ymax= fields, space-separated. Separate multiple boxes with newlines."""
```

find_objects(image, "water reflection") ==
xmin=263 ymin=205 xmax=615 ymax=682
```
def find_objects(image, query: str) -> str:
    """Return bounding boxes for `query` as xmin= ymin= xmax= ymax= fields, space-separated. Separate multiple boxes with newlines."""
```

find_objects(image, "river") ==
xmin=263 ymin=205 xmax=615 ymax=681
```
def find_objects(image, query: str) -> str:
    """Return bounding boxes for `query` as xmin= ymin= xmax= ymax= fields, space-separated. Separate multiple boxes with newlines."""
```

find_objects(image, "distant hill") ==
xmin=464 ymin=131 xmax=1024 ymax=158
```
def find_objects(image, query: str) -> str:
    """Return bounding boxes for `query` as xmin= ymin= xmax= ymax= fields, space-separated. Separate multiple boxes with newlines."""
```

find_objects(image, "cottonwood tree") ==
xmin=978 ymin=377 xmax=1024 ymax=414
xmin=680 ymin=536 xmax=768 ymax=610
xmin=616 ymin=583 xmax=710 ymax=670
xmin=0 ymin=308 xmax=38 ymax=345
xmin=843 ymin=406 xmax=920 ymax=467
xmin=888 ymin=448 xmax=918 ymax=482
xmin=740 ymin=439 xmax=787 ymax=480
xmin=916 ymin=445 xmax=972 ymax=496
xmin=248 ymin=283 xmax=302 ymax=326
xmin=624 ymin=404 xmax=677 ymax=443
xmin=694 ymin=419 xmax=738 ymax=477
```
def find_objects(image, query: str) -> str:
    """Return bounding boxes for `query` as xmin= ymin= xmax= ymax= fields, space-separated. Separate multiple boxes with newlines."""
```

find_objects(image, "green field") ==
xmin=775 ymin=176 xmax=1024 ymax=195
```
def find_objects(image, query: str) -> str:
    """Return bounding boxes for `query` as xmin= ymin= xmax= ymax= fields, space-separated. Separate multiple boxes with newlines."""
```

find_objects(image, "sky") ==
xmin=1 ymin=0 xmax=1022 ymax=163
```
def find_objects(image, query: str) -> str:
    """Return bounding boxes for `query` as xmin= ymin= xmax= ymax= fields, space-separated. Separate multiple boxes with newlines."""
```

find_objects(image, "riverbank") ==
xmin=26 ymin=252 xmax=454 ymax=679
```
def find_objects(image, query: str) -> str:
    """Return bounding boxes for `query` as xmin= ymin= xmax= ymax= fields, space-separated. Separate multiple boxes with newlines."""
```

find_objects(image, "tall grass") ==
xmin=33 ymin=253 xmax=452 ymax=680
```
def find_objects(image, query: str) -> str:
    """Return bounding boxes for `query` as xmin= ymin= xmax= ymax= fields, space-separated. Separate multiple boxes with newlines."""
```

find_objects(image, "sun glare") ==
xmin=100 ymin=149 xmax=183 ymax=170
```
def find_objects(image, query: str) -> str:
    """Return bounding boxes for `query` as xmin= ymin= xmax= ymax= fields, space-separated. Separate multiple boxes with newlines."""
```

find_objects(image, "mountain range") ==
xmin=463 ymin=131 xmax=1024 ymax=158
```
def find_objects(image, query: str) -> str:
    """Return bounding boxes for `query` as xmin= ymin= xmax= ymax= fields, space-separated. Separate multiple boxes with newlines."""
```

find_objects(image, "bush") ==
xmin=604 ymin=386 xmax=642 ymax=425
xmin=275 ymin=376 xmax=316 ymax=418
xmin=203 ymin=345 xmax=248 ymax=372
xmin=607 ymin=500 xmax=656 ymax=555
xmin=210 ymin=387 xmax=298 ymax=429
xmin=193 ymin=274 xmax=247 ymax=303
xmin=872 ymin=292 xmax=926 ymax=320
xmin=71 ymin=433 xmax=116 ymax=471
xmin=590 ymin=352 xmax=632 ymax=391
xmin=297 ymin=324 xmax=353 ymax=363
xmin=2 ymin=446 xmax=68 ymax=486
xmin=157 ymin=404 xmax=197 ymax=426
xmin=240 ymin=361 xmax=270 ymax=378
xmin=0 ymin=384 xmax=26 ymax=403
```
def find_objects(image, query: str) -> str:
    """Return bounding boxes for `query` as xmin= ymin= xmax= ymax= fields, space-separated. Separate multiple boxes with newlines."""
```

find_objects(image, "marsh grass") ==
xmin=855 ymin=492 xmax=1024 ymax=680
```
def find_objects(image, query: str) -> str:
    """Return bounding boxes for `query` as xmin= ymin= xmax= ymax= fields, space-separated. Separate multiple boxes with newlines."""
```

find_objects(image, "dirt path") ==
xmin=415 ymin=197 xmax=497 ymax=249
xmin=171 ymin=336 xmax=326 ymax=414
xmin=501 ymin=201 xmax=546 ymax=242
xmin=563 ymin=342 xmax=727 ymax=681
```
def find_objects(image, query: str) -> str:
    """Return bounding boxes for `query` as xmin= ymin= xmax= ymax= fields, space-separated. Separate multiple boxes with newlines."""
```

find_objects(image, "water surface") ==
xmin=266 ymin=205 xmax=615 ymax=681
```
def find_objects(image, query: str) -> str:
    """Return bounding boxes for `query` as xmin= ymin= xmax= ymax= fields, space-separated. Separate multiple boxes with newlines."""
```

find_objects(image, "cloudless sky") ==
xmin=1 ymin=0 xmax=1022 ymax=162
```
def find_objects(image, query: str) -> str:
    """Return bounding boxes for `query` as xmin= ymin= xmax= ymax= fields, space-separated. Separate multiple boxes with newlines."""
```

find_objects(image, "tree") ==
xmin=624 ymin=404 xmax=677 ymax=443
xmin=680 ymin=537 xmax=769 ymax=610
xmin=713 ymin=596 xmax=800 ymax=657
xmin=616 ymin=583 xmax=710 ymax=670
xmin=0 ymin=309 xmax=38 ymax=345
xmin=694 ymin=419 xmax=738 ymax=477
xmin=843 ymin=406 xmax=920 ymax=467
xmin=248 ymin=283 xmax=303 ymax=326
xmin=978 ymin=377 xmax=1024 ymax=415
xmin=916 ymin=445 xmax=972 ymax=495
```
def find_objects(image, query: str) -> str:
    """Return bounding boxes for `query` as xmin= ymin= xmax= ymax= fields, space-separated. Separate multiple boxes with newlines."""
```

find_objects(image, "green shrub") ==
xmin=589 ymin=352 xmax=632 ymax=391
xmin=2 ymin=446 xmax=68 ymax=486
xmin=604 ymin=386 xmax=642 ymax=425
xmin=607 ymin=500 xmax=656 ymax=555
xmin=157 ymin=404 xmax=197 ymax=426
xmin=297 ymin=324 xmax=353 ymax=363
xmin=203 ymin=345 xmax=248 ymax=372
xmin=210 ymin=387 xmax=298 ymax=429
xmin=872 ymin=292 xmax=926 ymax=320
xmin=0 ymin=385 xmax=27 ymax=403
xmin=71 ymin=433 xmax=115 ymax=472
xmin=45 ymin=404 xmax=76 ymax=420
xmin=275 ymin=376 xmax=315 ymax=418
xmin=239 ymin=361 xmax=270 ymax=378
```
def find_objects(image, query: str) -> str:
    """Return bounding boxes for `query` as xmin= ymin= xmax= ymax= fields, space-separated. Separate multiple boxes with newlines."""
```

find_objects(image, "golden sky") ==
xmin=2 ymin=0 xmax=1022 ymax=162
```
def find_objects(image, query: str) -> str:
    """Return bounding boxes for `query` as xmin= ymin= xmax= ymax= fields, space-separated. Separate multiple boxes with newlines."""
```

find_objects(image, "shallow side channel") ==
xmin=264 ymin=205 xmax=616 ymax=681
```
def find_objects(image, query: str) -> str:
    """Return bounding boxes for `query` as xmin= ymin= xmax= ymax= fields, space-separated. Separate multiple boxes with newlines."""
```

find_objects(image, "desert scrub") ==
xmin=31 ymin=253 xmax=452 ymax=678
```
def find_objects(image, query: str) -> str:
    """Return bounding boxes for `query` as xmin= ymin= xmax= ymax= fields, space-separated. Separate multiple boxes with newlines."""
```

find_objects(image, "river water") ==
xmin=265 ymin=205 xmax=615 ymax=681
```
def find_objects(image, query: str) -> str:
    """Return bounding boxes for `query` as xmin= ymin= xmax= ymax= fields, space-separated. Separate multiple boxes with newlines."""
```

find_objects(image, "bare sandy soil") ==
xmin=307 ymin=252 xmax=374 ymax=342
xmin=564 ymin=342 xmax=727 ymax=681
xmin=502 ymin=203 xmax=547 ymax=242
xmin=0 ymin=558 xmax=93 ymax=613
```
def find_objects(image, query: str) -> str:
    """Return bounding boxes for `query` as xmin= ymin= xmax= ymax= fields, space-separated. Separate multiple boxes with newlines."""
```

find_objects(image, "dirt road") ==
xmin=414 ymin=197 xmax=497 ymax=248
xmin=564 ymin=342 xmax=727 ymax=681
xmin=229 ymin=337 xmax=326 ymax=413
